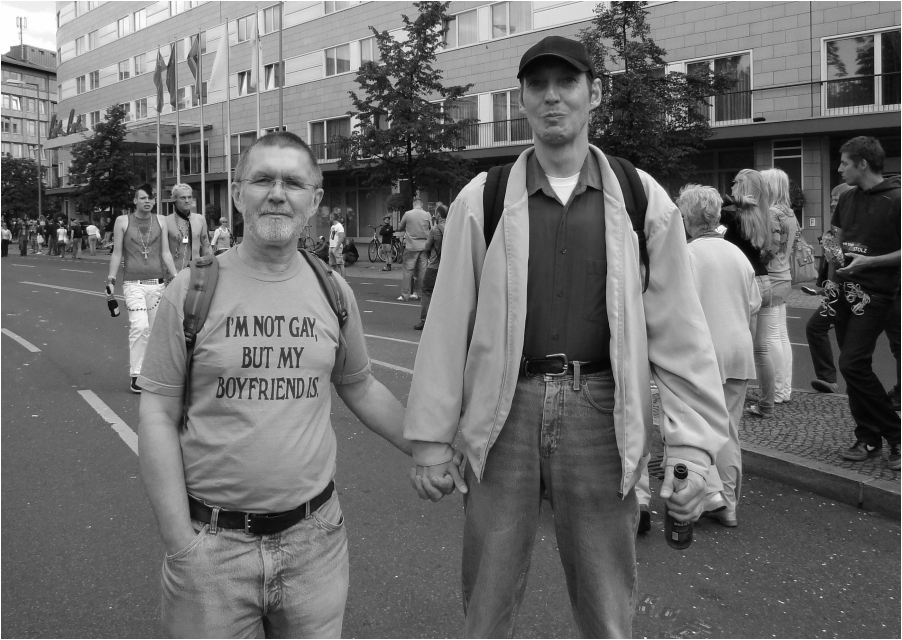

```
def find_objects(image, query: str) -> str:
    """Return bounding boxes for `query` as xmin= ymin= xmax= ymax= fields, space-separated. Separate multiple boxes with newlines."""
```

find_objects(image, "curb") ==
xmin=741 ymin=441 xmax=900 ymax=520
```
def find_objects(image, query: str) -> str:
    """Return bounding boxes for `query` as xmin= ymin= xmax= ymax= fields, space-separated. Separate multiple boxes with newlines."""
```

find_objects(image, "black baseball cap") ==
xmin=517 ymin=36 xmax=595 ymax=80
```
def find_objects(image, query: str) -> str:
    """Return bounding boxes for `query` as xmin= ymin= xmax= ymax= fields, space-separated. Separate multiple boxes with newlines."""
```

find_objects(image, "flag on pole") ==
xmin=187 ymin=35 xmax=201 ymax=95
xmin=152 ymin=49 xmax=166 ymax=113
xmin=167 ymin=43 xmax=177 ymax=110
xmin=208 ymin=26 xmax=229 ymax=93
xmin=249 ymin=15 xmax=261 ymax=93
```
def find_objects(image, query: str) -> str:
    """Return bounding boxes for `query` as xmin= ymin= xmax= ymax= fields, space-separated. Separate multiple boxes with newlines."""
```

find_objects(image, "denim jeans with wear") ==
xmin=750 ymin=275 xmax=775 ymax=414
xmin=461 ymin=371 xmax=638 ymax=638
xmin=401 ymin=249 xmax=427 ymax=299
xmin=161 ymin=492 xmax=349 ymax=638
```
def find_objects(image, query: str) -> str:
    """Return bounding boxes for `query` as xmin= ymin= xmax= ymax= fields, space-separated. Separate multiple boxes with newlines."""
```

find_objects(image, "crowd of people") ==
xmin=0 ymin=215 xmax=107 ymax=258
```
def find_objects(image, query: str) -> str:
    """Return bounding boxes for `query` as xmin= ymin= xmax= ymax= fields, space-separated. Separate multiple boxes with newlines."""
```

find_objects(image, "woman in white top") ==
xmin=677 ymin=184 xmax=762 ymax=527
xmin=761 ymin=168 xmax=799 ymax=404
xmin=211 ymin=217 xmax=232 ymax=255
xmin=56 ymin=223 xmax=69 ymax=259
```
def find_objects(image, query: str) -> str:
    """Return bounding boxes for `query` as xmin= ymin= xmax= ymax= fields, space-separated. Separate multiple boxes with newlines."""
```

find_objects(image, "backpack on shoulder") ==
xmin=482 ymin=154 xmax=651 ymax=292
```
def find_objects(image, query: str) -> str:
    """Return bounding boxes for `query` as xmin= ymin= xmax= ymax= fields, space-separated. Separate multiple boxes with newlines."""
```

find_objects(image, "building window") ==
xmin=237 ymin=15 xmax=252 ymax=43
xmin=26 ymin=97 xmax=36 ymax=112
xmin=170 ymin=1 xmax=198 ymax=17
xmin=491 ymin=2 xmax=531 ymax=39
xmin=309 ymin=117 xmax=350 ymax=160
xmin=179 ymin=140 xmax=209 ymax=175
xmin=230 ymin=131 xmax=257 ymax=167
xmin=75 ymin=36 xmax=86 ymax=56
xmin=39 ymin=100 xmax=47 ymax=115
xmin=10 ymin=118 xmax=21 ymax=134
xmin=177 ymin=86 xmax=194 ymax=109
xmin=1 ymin=117 xmax=9 ymax=133
xmin=89 ymin=110 xmax=102 ymax=129
xmin=262 ymin=5 xmax=281 ymax=34
xmin=324 ymin=1 xmax=358 ymax=14
xmin=687 ymin=53 xmax=752 ymax=125
xmin=89 ymin=70 xmax=100 ymax=90
xmin=824 ymin=29 xmax=901 ymax=113
xmin=773 ymin=139 xmax=803 ymax=190
xmin=325 ymin=44 xmax=351 ymax=76
xmin=119 ymin=60 xmax=131 ymax=82
xmin=237 ymin=71 xmax=255 ymax=96
xmin=134 ymin=53 xmax=147 ymax=76
xmin=27 ymin=120 xmax=37 ymax=136
xmin=39 ymin=121 xmax=48 ymax=137
xmin=88 ymin=30 xmax=98 ymax=50
xmin=135 ymin=98 xmax=148 ymax=119
xmin=360 ymin=36 xmax=378 ymax=65
xmin=10 ymin=95 xmax=21 ymax=110
xmin=76 ymin=76 xmax=87 ymax=95
xmin=134 ymin=8 xmax=147 ymax=31
xmin=1 ymin=94 xmax=7 ymax=109
xmin=120 ymin=102 xmax=132 ymax=122
xmin=118 ymin=15 xmax=132 ymax=38
xmin=449 ymin=96 xmax=479 ymax=146
xmin=264 ymin=63 xmax=281 ymax=90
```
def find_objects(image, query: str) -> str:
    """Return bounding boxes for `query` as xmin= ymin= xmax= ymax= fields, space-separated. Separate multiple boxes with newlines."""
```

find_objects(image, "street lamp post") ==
xmin=9 ymin=80 xmax=44 ymax=221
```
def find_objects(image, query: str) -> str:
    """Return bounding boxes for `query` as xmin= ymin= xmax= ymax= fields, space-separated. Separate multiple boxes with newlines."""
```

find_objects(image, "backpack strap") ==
xmin=483 ymin=163 xmax=514 ymax=249
xmin=182 ymin=254 xmax=220 ymax=428
xmin=299 ymin=249 xmax=348 ymax=328
xmin=606 ymin=154 xmax=650 ymax=292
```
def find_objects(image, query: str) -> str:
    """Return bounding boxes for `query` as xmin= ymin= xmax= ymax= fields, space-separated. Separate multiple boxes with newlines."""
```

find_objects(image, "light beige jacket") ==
xmin=404 ymin=146 xmax=729 ymax=496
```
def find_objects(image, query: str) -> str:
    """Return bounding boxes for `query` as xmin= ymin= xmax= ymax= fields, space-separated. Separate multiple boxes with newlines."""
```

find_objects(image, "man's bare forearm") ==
xmin=336 ymin=374 xmax=412 ymax=456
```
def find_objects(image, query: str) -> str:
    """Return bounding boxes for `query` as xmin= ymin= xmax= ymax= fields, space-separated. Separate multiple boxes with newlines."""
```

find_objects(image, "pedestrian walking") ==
xmin=677 ymin=184 xmax=761 ymax=527
xmin=403 ymin=36 xmax=728 ymax=638
xmin=17 ymin=220 xmax=28 ymax=256
xmin=57 ymin=221 xmax=69 ymax=259
xmin=103 ymin=215 xmax=115 ymax=250
xmin=827 ymin=137 xmax=900 ymax=470
xmin=106 ymin=184 xmax=178 ymax=393
xmin=46 ymin=218 xmax=58 ymax=256
xmin=397 ymin=198 xmax=431 ymax=301
xmin=414 ymin=203 xmax=446 ymax=330
xmin=210 ymin=217 xmax=232 ymax=255
xmin=136 ymin=132 xmax=451 ymax=638
xmin=69 ymin=220 xmax=84 ymax=260
xmin=379 ymin=215 xmax=394 ymax=271
xmin=328 ymin=212 xmax=346 ymax=278
xmin=164 ymin=183 xmax=211 ymax=272
xmin=1 ymin=222 xmax=11 ymax=257
xmin=721 ymin=169 xmax=778 ymax=418
xmin=85 ymin=218 xmax=100 ymax=256
xmin=761 ymin=168 xmax=799 ymax=404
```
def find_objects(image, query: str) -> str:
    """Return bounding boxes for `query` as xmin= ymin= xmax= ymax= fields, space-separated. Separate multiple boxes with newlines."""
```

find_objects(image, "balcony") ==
xmin=823 ymin=72 xmax=900 ymax=116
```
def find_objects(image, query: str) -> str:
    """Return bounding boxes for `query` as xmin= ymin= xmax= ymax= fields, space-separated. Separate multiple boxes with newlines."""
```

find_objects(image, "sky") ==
xmin=1 ymin=1 xmax=57 ymax=56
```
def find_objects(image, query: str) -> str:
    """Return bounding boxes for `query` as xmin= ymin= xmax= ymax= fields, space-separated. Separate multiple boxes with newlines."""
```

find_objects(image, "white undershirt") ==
xmin=546 ymin=173 xmax=580 ymax=204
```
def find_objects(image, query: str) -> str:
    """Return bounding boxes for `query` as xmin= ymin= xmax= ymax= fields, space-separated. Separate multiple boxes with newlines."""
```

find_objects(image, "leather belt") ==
xmin=123 ymin=278 xmax=165 ymax=285
xmin=188 ymin=481 xmax=334 ymax=535
xmin=520 ymin=353 xmax=611 ymax=378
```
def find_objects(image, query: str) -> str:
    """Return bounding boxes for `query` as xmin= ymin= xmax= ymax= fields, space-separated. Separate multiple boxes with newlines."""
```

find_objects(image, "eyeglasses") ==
xmin=241 ymin=178 xmax=316 ymax=193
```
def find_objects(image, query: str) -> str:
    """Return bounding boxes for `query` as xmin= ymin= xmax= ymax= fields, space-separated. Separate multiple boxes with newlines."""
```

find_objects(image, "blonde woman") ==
xmin=721 ymin=169 xmax=777 ymax=417
xmin=761 ymin=168 xmax=799 ymax=404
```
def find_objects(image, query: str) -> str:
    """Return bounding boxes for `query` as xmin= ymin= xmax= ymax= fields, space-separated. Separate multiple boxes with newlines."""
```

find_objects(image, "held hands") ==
xmin=409 ymin=450 xmax=468 ymax=502
xmin=659 ymin=464 xmax=707 ymax=522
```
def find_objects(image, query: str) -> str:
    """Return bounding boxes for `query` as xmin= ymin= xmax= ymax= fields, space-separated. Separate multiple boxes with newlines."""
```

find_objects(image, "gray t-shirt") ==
xmin=399 ymin=207 xmax=432 ymax=252
xmin=138 ymin=249 xmax=371 ymax=512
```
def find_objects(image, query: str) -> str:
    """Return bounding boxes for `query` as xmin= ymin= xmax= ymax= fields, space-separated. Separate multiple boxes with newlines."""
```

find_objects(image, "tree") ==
xmin=579 ymin=2 xmax=735 ymax=181
xmin=338 ymin=1 xmax=476 ymax=203
xmin=68 ymin=104 xmax=136 ymax=218
xmin=1 ymin=156 xmax=44 ymax=220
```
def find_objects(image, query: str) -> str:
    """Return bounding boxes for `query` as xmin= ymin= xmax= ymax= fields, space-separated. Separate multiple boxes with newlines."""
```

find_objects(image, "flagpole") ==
xmin=224 ymin=21 xmax=234 ymax=232
xmin=156 ymin=91 xmax=161 ymax=215
xmin=278 ymin=1 xmax=283 ymax=131
xmin=198 ymin=31 xmax=206 ymax=225
xmin=174 ymin=40 xmax=181 ymax=184
xmin=255 ymin=6 xmax=261 ymax=137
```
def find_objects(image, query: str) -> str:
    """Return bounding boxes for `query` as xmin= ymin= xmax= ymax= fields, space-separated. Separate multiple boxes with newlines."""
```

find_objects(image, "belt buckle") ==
xmin=544 ymin=353 xmax=569 ymax=377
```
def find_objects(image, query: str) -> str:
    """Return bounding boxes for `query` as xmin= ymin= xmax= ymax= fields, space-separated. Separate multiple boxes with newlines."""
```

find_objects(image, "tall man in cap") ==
xmin=404 ymin=36 xmax=728 ymax=636
xmin=164 ymin=183 xmax=211 ymax=272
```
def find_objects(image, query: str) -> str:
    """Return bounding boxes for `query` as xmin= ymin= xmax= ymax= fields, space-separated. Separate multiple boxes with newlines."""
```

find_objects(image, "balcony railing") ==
xmin=823 ymin=72 xmax=900 ymax=115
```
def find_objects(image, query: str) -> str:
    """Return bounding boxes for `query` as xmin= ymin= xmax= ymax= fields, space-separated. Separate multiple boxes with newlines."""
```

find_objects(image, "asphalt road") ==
xmin=2 ymin=253 xmax=899 ymax=639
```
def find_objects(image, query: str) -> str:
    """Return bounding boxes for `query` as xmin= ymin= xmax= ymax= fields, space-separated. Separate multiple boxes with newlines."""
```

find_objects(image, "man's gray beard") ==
xmin=246 ymin=211 xmax=307 ymax=243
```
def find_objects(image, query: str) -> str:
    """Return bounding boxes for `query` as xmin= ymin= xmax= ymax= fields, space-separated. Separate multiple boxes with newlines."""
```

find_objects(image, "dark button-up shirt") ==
xmin=522 ymin=152 xmax=611 ymax=365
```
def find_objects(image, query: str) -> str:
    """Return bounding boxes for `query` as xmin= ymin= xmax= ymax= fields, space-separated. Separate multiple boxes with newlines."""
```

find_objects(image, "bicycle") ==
xmin=392 ymin=235 xmax=405 ymax=263
xmin=298 ymin=224 xmax=315 ymax=251
xmin=367 ymin=225 xmax=383 ymax=263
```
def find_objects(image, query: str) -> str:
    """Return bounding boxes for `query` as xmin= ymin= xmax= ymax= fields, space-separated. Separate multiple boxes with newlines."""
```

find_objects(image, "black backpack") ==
xmin=482 ymin=154 xmax=651 ymax=291
xmin=179 ymin=249 xmax=348 ymax=426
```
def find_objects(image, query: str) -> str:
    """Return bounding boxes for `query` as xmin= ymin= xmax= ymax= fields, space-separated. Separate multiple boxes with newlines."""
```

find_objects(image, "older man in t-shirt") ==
xmin=397 ymin=198 xmax=431 ymax=302
xmin=137 ymin=132 xmax=465 ymax=638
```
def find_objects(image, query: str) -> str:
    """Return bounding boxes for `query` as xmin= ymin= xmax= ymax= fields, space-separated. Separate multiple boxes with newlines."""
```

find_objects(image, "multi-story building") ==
xmin=48 ymin=1 xmax=900 ymax=243
xmin=1 ymin=44 xmax=58 ymax=190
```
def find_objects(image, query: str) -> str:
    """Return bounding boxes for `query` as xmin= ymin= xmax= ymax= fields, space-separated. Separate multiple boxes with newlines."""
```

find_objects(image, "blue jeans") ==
xmin=161 ymin=493 xmax=349 ymax=638
xmin=461 ymin=372 xmax=638 ymax=638
xmin=401 ymin=249 xmax=427 ymax=299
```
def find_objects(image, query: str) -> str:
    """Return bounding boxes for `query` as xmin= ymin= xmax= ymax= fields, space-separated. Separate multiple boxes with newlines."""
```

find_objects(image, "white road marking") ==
xmin=365 ymin=299 xmax=420 ymax=307
xmin=1 ymin=328 xmax=41 ymax=353
xmin=790 ymin=342 xmax=808 ymax=347
xmin=10 ymin=263 xmax=35 ymax=267
xmin=21 ymin=281 xmax=124 ymax=300
xmin=359 ymin=282 xmax=372 ymax=284
xmin=786 ymin=316 xmax=801 ymax=319
xmin=61 ymin=269 xmax=93 ymax=273
xmin=365 ymin=333 xmax=419 ymax=346
xmin=384 ymin=284 xmax=399 ymax=287
xmin=78 ymin=390 xmax=138 ymax=455
xmin=371 ymin=359 xmax=414 ymax=375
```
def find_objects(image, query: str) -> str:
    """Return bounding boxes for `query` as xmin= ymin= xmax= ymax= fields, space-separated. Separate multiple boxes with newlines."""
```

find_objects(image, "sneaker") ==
xmin=413 ymin=320 xmax=425 ymax=331
xmin=381 ymin=266 xmax=391 ymax=271
xmin=637 ymin=504 xmax=651 ymax=534
xmin=889 ymin=444 xmax=900 ymax=471
xmin=130 ymin=377 xmax=142 ymax=394
xmin=746 ymin=403 xmax=774 ymax=418
xmin=841 ymin=440 xmax=880 ymax=461
xmin=811 ymin=379 xmax=838 ymax=393
xmin=397 ymin=295 xmax=409 ymax=302
xmin=410 ymin=293 xmax=420 ymax=300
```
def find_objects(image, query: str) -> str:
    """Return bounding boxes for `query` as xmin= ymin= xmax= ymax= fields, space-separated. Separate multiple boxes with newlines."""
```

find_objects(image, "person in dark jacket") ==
xmin=827 ymin=137 xmax=900 ymax=470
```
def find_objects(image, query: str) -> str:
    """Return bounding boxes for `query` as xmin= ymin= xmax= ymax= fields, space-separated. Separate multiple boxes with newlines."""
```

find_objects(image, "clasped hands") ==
xmin=409 ymin=451 xmax=468 ymax=502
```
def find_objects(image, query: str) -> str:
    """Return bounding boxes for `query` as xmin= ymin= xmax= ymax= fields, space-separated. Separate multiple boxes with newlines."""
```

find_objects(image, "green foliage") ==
xmin=339 ymin=1 xmax=476 ymax=198
xmin=579 ymin=1 xmax=736 ymax=180
xmin=789 ymin=179 xmax=806 ymax=213
xmin=68 ymin=104 xmax=137 ymax=216
xmin=385 ymin=193 xmax=406 ymax=213
xmin=1 ymin=156 xmax=42 ymax=219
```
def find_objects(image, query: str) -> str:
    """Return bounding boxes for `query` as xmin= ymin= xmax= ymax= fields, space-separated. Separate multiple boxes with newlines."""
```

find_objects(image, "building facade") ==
xmin=1 ymin=44 xmax=58 ymax=192
xmin=49 ymin=0 xmax=900 ymax=242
